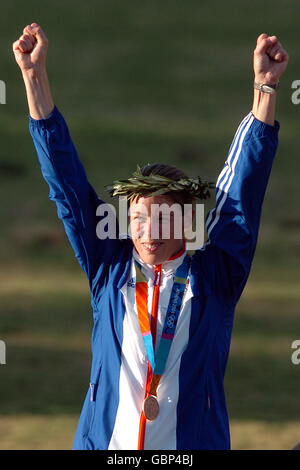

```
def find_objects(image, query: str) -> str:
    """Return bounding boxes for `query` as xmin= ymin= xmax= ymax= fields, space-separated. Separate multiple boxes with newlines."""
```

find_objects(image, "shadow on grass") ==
xmin=0 ymin=343 xmax=91 ymax=416
xmin=0 ymin=289 xmax=93 ymax=416
xmin=225 ymin=350 xmax=300 ymax=422
xmin=0 ymin=289 xmax=92 ymax=336
xmin=225 ymin=308 xmax=300 ymax=423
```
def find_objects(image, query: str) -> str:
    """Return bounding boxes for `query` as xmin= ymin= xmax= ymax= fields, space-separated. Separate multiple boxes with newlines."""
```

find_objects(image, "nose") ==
xmin=141 ymin=216 xmax=161 ymax=240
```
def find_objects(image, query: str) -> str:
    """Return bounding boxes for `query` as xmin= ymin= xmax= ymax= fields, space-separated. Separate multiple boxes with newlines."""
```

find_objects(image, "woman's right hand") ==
xmin=12 ymin=23 xmax=48 ymax=74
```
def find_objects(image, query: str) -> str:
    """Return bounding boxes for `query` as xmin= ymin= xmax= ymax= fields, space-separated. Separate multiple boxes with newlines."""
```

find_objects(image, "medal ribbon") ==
xmin=135 ymin=262 xmax=157 ymax=372
xmin=135 ymin=253 xmax=190 ymax=448
xmin=135 ymin=254 xmax=190 ymax=378
xmin=136 ymin=262 xmax=161 ymax=450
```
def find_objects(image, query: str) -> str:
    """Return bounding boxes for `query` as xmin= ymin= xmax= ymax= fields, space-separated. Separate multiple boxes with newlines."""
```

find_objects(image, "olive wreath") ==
xmin=105 ymin=165 xmax=215 ymax=201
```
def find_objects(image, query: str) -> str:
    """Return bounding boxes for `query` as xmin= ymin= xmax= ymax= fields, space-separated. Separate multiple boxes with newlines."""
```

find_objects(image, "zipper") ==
xmin=89 ymin=364 xmax=102 ymax=402
xmin=206 ymin=380 xmax=211 ymax=411
xmin=90 ymin=382 xmax=95 ymax=402
xmin=207 ymin=393 xmax=211 ymax=411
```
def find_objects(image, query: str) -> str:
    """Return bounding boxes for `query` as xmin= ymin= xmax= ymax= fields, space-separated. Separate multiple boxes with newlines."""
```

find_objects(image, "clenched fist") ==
xmin=13 ymin=23 xmax=54 ymax=119
xmin=253 ymin=34 xmax=289 ymax=85
xmin=12 ymin=23 xmax=48 ymax=73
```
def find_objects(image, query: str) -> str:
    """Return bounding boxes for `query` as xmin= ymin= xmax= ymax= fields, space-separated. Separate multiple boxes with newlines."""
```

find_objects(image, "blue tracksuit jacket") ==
xmin=29 ymin=106 xmax=279 ymax=449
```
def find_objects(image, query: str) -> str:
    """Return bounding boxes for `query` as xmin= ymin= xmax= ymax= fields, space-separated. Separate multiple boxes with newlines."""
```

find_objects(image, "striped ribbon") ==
xmin=135 ymin=254 xmax=190 ymax=449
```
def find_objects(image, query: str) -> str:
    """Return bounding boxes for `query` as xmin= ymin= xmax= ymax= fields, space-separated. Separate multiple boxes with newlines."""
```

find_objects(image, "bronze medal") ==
xmin=143 ymin=395 xmax=159 ymax=421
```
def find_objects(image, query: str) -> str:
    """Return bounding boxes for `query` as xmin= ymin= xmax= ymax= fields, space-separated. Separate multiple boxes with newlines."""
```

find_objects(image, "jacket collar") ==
xmin=132 ymin=246 xmax=187 ymax=283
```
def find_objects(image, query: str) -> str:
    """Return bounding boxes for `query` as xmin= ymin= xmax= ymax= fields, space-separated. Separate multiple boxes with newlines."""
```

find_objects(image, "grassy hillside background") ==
xmin=0 ymin=0 xmax=300 ymax=449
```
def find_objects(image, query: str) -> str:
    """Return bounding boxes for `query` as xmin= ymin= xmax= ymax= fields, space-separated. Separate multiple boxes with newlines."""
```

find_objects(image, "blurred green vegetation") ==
xmin=0 ymin=0 xmax=300 ymax=449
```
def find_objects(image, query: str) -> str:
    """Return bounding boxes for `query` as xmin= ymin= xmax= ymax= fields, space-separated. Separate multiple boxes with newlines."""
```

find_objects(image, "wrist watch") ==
xmin=254 ymin=81 xmax=280 ymax=94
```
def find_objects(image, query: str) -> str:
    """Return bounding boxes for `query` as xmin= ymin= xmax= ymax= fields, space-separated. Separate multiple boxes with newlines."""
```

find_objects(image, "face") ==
xmin=129 ymin=194 xmax=186 ymax=265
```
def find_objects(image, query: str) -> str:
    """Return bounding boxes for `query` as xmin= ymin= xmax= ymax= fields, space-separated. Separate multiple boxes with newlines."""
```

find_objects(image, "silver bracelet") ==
xmin=254 ymin=81 xmax=280 ymax=94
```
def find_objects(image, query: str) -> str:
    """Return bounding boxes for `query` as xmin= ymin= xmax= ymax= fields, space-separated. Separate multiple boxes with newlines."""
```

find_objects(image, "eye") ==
xmin=133 ymin=215 xmax=146 ymax=222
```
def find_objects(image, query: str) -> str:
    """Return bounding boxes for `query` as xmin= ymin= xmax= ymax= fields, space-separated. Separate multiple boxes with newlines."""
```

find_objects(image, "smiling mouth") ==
xmin=141 ymin=242 xmax=163 ymax=253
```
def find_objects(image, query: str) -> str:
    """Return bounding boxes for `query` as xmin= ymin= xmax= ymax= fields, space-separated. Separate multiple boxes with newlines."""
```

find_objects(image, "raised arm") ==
xmin=251 ymin=33 xmax=288 ymax=125
xmin=13 ymin=24 xmax=124 ymax=292
xmin=199 ymin=34 xmax=289 ymax=304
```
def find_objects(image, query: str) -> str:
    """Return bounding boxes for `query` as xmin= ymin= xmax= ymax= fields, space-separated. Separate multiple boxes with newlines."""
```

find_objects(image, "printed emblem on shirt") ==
xmin=127 ymin=277 xmax=136 ymax=288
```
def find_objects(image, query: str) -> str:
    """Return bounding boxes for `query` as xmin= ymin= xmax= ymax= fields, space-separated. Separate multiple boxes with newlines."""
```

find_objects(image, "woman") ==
xmin=13 ymin=24 xmax=288 ymax=450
